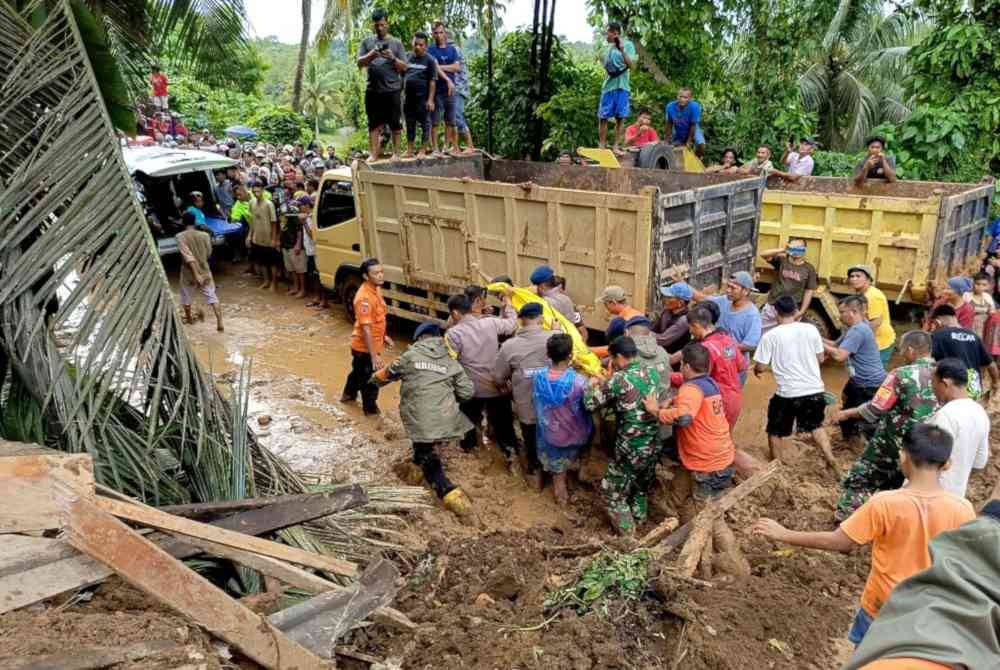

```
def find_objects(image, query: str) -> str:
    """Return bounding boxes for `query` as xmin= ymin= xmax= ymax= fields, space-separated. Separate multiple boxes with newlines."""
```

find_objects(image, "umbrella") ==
xmin=224 ymin=125 xmax=257 ymax=140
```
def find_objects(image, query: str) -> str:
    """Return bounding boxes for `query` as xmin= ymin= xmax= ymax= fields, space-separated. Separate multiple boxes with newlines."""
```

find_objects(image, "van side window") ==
xmin=317 ymin=180 xmax=356 ymax=230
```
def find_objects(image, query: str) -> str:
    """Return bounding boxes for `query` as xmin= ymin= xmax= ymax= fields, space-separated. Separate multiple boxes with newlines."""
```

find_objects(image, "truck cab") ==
xmin=313 ymin=167 xmax=364 ymax=316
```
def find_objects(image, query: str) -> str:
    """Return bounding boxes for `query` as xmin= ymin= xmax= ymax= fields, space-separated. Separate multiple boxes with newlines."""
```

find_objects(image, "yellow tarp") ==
xmin=487 ymin=283 xmax=605 ymax=378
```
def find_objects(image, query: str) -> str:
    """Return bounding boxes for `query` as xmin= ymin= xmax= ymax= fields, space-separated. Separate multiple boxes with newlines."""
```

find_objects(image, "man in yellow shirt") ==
xmin=849 ymin=264 xmax=896 ymax=365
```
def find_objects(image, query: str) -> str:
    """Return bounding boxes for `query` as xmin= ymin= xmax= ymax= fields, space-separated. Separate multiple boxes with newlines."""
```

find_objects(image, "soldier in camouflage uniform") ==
xmin=833 ymin=330 xmax=939 ymax=520
xmin=584 ymin=336 xmax=662 ymax=534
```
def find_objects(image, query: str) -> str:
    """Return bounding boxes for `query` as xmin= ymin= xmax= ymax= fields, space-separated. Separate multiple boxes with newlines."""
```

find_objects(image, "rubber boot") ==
xmin=442 ymin=487 xmax=473 ymax=517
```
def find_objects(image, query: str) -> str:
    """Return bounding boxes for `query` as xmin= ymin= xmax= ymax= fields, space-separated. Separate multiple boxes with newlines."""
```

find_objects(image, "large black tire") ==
xmin=636 ymin=142 xmax=681 ymax=171
xmin=802 ymin=307 xmax=835 ymax=340
xmin=339 ymin=274 xmax=363 ymax=323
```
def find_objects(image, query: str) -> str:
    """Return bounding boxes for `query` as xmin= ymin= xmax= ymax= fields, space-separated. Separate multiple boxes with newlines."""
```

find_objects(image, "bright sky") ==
xmin=244 ymin=0 xmax=595 ymax=44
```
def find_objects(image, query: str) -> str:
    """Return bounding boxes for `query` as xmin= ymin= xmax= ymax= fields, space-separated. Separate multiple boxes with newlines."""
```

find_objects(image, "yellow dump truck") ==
xmin=313 ymin=156 xmax=766 ymax=330
xmin=758 ymin=177 xmax=995 ymax=334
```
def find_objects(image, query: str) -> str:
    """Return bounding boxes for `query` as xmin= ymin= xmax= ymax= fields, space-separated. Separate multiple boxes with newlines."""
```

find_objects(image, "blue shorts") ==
xmin=598 ymin=89 xmax=630 ymax=120
xmin=433 ymin=92 xmax=458 ymax=126
xmin=455 ymin=95 xmax=468 ymax=133
xmin=671 ymin=125 xmax=706 ymax=146
xmin=847 ymin=607 xmax=873 ymax=647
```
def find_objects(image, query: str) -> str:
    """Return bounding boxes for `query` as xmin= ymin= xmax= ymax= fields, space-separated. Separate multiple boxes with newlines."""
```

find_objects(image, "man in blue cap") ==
xmin=653 ymin=282 xmax=693 ymax=353
xmin=760 ymin=239 xmax=818 ymax=332
xmin=530 ymin=264 xmax=577 ymax=323
xmin=494 ymin=302 xmax=556 ymax=489
xmin=687 ymin=271 xmax=762 ymax=383
xmin=373 ymin=320 xmax=475 ymax=516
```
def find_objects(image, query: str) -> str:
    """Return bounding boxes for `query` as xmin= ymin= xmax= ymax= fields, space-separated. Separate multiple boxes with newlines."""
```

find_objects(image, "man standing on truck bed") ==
xmin=664 ymin=87 xmax=705 ymax=158
xmin=341 ymin=258 xmax=394 ymax=416
xmin=760 ymin=239 xmax=818 ymax=333
xmin=854 ymin=136 xmax=897 ymax=187
xmin=357 ymin=8 xmax=407 ymax=160
xmin=597 ymin=22 xmax=635 ymax=154
xmin=428 ymin=20 xmax=464 ymax=155
xmin=848 ymin=264 xmax=897 ymax=366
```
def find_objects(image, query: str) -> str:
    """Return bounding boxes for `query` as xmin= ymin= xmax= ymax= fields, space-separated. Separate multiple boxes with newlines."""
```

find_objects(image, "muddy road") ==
xmin=172 ymin=262 xmax=997 ymax=670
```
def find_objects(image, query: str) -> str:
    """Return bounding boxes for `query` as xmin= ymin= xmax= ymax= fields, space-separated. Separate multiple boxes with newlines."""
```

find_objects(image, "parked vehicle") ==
xmin=314 ymin=155 xmax=766 ymax=329
xmin=123 ymin=146 xmax=243 ymax=256
xmin=758 ymin=177 xmax=996 ymax=336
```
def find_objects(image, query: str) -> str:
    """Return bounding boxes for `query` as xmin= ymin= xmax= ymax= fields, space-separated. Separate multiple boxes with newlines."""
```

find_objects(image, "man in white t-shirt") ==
xmin=929 ymin=357 xmax=990 ymax=497
xmin=753 ymin=294 xmax=834 ymax=465
xmin=773 ymin=138 xmax=816 ymax=182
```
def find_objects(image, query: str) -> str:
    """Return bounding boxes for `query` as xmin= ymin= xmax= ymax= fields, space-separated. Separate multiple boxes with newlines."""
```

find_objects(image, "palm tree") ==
xmin=301 ymin=57 xmax=336 ymax=139
xmin=291 ymin=0 xmax=312 ymax=112
xmin=292 ymin=0 xmax=353 ymax=112
xmin=797 ymin=0 xmax=929 ymax=151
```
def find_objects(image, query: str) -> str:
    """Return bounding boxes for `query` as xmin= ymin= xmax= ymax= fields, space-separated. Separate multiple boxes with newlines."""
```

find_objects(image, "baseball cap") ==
xmin=659 ymin=282 xmax=693 ymax=301
xmin=599 ymin=286 xmax=627 ymax=303
xmin=847 ymin=264 xmax=875 ymax=281
xmin=414 ymin=321 xmax=442 ymax=339
xmin=529 ymin=265 xmax=555 ymax=285
xmin=518 ymin=302 xmax=543 ymax=319
xmin=625 ymin=315 xmax=651 ymax=329
xmin=948 ymin=276 xmax=973 ymax=295
xmin=729 ymin=271 xmax=754 ymax=290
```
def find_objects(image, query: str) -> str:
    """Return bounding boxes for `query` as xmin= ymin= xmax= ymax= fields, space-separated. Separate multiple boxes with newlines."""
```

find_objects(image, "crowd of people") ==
xmin=341 ymin=239 xmax=996 ymax=650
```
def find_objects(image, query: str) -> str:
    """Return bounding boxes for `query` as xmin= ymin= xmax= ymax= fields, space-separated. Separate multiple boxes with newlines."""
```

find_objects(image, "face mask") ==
xmin=787 ymin=246 xmax=806 ymax=256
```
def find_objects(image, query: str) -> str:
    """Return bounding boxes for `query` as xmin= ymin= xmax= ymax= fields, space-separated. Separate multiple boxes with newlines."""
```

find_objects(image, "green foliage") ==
xmin=812 ymin=150 xmax=863 ymax=177
xmin=69 ymin=0 xmax=135 ymax=131
xmin=248 ymin=108 xmax=311 ymax=145
xmin=170 ymin=75 xmax=260 ymax=134
xmin=544 ymin=550 xmax=650 ymax=615
xmin=536 ymin=58 xmax=605 ymax=156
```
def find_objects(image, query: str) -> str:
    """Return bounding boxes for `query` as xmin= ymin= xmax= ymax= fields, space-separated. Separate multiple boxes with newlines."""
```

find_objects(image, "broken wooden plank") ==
xmin=269 ymin=559 xmax=400 ymax=659
xmin=673 ymin=460 xmax=782 ymax=577
xmin=638 ymin=517 xmax=679 ymax=548
xmin=96 ymin=496 xmax=358 ymax=577
xmin=62 ymin=490 xmax=333 ymax=670
xmin=158 ymin=485 xmax=367 ymax=519
xmin=0 ymin=536 xmax=78 ymax=577
xmin=168 ymin=533 xmax=341 ymax=595
xmin=1 ymin=441 xmax=94 ymax=532
xmin=1 ymin=494 xmax=366 ymax=615
xmin=5 ymin=640 xmax=182 ymax=670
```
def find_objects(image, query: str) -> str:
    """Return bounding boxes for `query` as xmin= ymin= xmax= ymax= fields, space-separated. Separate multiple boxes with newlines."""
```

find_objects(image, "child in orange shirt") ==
xmin=753 ymin=423 xmax=974 ymax=647
xmin=644 ymin=342 xmax=736 ymax=506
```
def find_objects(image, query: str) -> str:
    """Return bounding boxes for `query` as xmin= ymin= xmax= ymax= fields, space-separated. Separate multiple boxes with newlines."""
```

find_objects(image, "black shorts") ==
xmin=250 ymin=243 xmax=279 ymax=267
xmin=366 ymin=89 xmax=403 ymax=131
xmin=766 ymin=392 xmax=826 ymax=437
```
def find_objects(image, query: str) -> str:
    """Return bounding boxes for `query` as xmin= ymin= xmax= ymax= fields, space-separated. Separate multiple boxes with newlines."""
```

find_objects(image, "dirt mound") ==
xmin=0 ymin=578 xmax=223 ymax=669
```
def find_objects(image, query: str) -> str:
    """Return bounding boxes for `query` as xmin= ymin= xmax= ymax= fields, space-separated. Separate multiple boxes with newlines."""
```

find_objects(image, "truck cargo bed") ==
xmin=356 ymin=156 xmax=765 ymax=329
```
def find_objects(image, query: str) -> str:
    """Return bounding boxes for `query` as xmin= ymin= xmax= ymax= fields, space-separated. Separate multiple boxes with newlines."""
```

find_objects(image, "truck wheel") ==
xmin=340 ymin=274 xmax=363 ymax=323
xmin=801 ymin=308 xmax=834 ymax=340
xmin=636 ymin=143 xmax=680 ymax=171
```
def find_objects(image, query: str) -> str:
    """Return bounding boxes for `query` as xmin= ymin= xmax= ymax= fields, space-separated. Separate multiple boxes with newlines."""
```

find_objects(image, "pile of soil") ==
xmin=0 ymin=578 xmax=226 ymax=669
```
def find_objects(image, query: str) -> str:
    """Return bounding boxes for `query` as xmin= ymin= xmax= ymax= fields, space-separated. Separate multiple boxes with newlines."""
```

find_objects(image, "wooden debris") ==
xmin=269 ymin=559 xmax=400 ymax=659
xmin=1 ymin=493 xmax=364 ymax=615
xmin=169 ymin=533 xmax=341 ymax=594
xmin=335 ymin=647 xmax=384 ymax=665
xmin=157 ymin=485 xmax=368 ymax=520
xmin=63 ymin=491 xmax=333 ymax=669
xmin=675 ymin=460 xmax=782 ymax=577
xmin=5 ymin=639 xmax=182 ymax=670
xmin=638 ymin=516 xmax=679 ymax=548
xmin=96 ymin=496 xmax=358 ymax=577
xmin=1 ymin=442 xmax=93 ymax=533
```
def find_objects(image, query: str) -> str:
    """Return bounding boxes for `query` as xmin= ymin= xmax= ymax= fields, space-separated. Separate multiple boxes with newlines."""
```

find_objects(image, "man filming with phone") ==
xmin=357 ymin=8 xmax=407 ymax=160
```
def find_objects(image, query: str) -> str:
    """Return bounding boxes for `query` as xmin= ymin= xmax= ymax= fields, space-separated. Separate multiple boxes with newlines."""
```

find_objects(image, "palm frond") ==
xmin=315 ymin=0 xmax=352 ymax=56
xmin=822 ymin=0 xmax=854 ymax=52
xmin=834 ymin=69 xmax=880 ymax=149
xmin=798 ymin=62 xmax=831 ymax=112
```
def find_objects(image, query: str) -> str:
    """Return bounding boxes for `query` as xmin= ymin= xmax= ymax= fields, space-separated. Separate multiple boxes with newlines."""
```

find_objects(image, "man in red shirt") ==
xmin=624 ymin=109 xmax=659 ymax=148
xmin=341 ymin=258 xmax=394 ymax=415
xmin=150 ymin=65 xmax=169 ymax=110
xmin=673 ymin=303 xmax=745 ymax=428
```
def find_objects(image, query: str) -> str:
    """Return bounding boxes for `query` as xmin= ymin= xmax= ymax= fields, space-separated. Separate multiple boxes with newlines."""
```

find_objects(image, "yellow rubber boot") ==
xmin=442 ymin=487 xmax=473 ymax=517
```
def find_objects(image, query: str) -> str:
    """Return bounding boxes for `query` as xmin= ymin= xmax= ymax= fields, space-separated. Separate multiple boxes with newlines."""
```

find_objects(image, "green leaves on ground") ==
xmin=544 ymin=549 xmax=651 ymax=615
